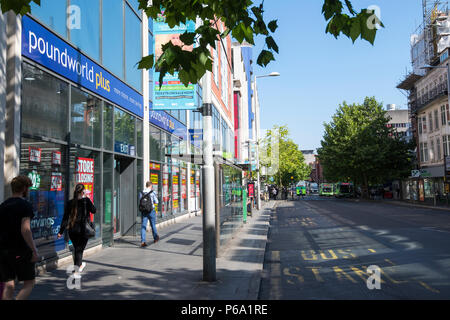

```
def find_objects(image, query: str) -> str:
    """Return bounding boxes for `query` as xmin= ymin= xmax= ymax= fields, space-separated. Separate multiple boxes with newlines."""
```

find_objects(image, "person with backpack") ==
xmin=57 ymin=184 xmax=96 ymax=274
xmin=139 ymin=181 xmax=159 ymax=247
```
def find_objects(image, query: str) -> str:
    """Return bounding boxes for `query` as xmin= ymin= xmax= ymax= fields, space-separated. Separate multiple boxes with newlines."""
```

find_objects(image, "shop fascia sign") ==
xmin=411 ymin=169 xmax=431 ymax=178
xmin=149 ymin=107 xmax=187 ymax=140
xmin=22 ymin=16 xmax=143 ymax=118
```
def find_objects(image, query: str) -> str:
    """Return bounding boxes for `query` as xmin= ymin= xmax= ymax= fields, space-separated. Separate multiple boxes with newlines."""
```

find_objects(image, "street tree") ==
xmin=317 ymin=97 xmax=415 ymax=198
xmin=260 ymin=125 xmax=311 ymax=187
xmin=1 ymin=0 xmax=383 ymax=87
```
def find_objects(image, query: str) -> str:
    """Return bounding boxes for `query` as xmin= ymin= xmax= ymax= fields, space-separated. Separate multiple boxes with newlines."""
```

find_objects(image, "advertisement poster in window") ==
xmin=50 ymin=172 xmax=62 ymax=191
xmin=173 ymin=174 xmax=179 ymax=209
xmin=75 ymin=157 xmax=95 ymax=222
xmin=181 ymin=168 xmax=187 ymax=199
xmin=151 ymin=173 xmax=159 ymax=213
xmin=153 ymin=12 xmax=197 ymax=110
xmin=162 ymin=165 xmax=169 ymax=215
xmin=196 ymin=170 xmax=200 ymax=197
xmin=52 ymin=151 xmax=61 ymax=166
xmin=419 ymin=180 xmax=425 ymax=202
xmin=190 ymin=170 xmax=195 ymax=198
xmin=29 ymin=146 xmax=41 ymax=163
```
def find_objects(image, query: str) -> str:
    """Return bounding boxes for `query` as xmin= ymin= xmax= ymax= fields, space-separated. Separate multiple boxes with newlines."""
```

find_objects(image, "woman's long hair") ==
xmin=69 ymin=184 xmax=85 ymax=229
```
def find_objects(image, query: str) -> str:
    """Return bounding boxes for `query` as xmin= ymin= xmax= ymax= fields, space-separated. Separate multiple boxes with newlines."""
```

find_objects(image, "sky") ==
xmin=253 ymin=0 xmax=424 ymax=152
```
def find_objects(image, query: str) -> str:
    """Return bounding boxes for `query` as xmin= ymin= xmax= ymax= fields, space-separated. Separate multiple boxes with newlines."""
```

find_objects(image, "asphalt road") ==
xmin=258 ymin=196 xmax=450 ymax=300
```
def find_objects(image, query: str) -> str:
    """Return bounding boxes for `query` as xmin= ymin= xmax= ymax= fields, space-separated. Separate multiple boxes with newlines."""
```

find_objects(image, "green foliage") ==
xmin=317 ymin=97 xmax=415 ymax=196
xmin=260 ymin=125 xmax=311 ymax=187
xmin=3 ymin=0 xmax=382 ymax=87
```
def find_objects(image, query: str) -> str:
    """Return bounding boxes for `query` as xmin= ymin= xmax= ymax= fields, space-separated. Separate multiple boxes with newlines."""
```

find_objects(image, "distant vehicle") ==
xmin=319 ymin=183 xmax=334 ymax=196
xmin=309 ymin=182 xmax=319 ymax=193
xmin=334 ymin=182 xmax=354 ymax=198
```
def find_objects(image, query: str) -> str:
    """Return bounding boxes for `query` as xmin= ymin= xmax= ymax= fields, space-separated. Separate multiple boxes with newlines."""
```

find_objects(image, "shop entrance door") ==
xmin=114 ymin=156 xmax=136 ymax=237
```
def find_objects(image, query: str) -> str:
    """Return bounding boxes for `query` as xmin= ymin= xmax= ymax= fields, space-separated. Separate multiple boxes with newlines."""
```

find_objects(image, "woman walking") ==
xmin=57 ymin=184 xmax=96 ymax=273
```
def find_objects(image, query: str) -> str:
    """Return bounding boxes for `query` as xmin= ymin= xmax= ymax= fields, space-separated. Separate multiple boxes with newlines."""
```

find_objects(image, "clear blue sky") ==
xmin=253 ymin=0 xmax=424 ymax=152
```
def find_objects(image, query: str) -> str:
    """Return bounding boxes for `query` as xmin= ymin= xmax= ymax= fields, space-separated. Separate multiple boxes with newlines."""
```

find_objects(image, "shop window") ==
xmin=150 ymin=162 xmax=162 ymax=216
xmin=22 ymin=63 xmax=69 ymax=141
xmin=150 ymin=126 xmax=162 ymax=161
xmin=103 ymin=104 xmax=114 ymax=151
xmin=71 ymin=87 xmax=102 ymax=148
xmin=137 ymin=119 xmax=143 ymax=157
xmin=31 ymin=0 xmax=67 ymax=39
xmin=69 ymin=147 xmax=102 ymax=241
xmin=70 ymin=0 xmax=100 ymax=61
xmin=19 ymin=138 xmax=67 ymax=259
xmin=102 ymin=153 xmax=114 ymax=245
xmin=114 ymin=108 xmax=136 ymax=156
xmin=125 ymin=4 xmax=143 ymax=92
xmin=102 ymin=0 xmax=124 ymax=78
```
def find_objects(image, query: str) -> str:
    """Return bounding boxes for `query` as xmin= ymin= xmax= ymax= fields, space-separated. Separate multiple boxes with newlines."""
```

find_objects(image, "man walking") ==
xmin=0 ymin=176 xmax=40 ymax=300
xmin=139 ymin=181 xmax=159 ymax=247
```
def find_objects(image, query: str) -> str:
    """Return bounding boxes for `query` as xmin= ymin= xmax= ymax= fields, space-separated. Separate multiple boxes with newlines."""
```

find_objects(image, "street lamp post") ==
xmin=253 ymin=72 xmax=280 ymax=210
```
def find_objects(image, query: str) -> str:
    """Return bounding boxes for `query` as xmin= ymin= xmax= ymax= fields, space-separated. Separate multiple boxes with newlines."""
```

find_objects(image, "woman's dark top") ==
xmin=60 ymin=198 xmax=96 ymax=235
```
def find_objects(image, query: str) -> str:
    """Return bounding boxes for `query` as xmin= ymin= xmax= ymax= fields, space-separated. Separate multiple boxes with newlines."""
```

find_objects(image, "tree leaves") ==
xmin=317 ymin=97 xmax=415 ymax=195
xmin=1 ymin=0 xmax=39 ymax=15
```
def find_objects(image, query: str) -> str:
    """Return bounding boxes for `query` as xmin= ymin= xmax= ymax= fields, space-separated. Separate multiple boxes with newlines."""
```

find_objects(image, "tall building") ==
xmin=0 ymin=2 xmax=249 ymax=265
xmin=397 ymin=1 xmax=450 ymax=202
xmin=385 ymin=104 xmax=412 ymax=141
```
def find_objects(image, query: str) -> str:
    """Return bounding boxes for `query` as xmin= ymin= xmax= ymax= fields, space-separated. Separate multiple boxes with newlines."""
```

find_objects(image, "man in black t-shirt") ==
xmin=0 ymin=176 xmax=40 ymax=300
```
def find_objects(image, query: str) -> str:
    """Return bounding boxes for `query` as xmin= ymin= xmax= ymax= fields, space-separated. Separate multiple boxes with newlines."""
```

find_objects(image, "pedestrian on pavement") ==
xmin=139 ymin=181 xmax=159 ymax=247
xmin=58 ymin=183 xmax=96 ymax=274
xmin=0 ymin=175 xmax=40 ymax=300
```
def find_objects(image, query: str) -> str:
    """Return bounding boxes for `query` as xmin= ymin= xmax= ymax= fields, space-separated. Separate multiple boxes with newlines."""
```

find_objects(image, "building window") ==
xmin=444 ymin=136 xmax=449 ymax=157
xmin=102 ymin=0 xmax=124 ymax=79
xmin=70 ymin=0 xmax=100 ymax=61
xmin=429 ymin=112 xmax=433 ymax=132
xmin=424 ymin=142 xmax=429 ymax=162
xmin=441 ymin=105 xmax=446 ymax=126
xmin=434 ymin=109 xmax=439 ymax=130
xmin=418 ymin=117 xmax=423 ymax=135
xmin=125 ymin=3 xmax=143 ymax=92
xmin=420 ymin=142 xmax=424 ymax=162
xmin=31 ymin=0 xmax=67 ymax=38
xmin=114 ymin=107 xmax=136 ymax=155
xmin=103 ymin=103 xmax=114 ymax=151
xmin=437 ymin=137 xmax=442 ymax=160
xmin=431 ymin=139 xmax=435 ymax=162
xmin=423 ymin=116 xmax=427 ymax=133
xmin=22 ymin=63 xmax=69 ymax=141
xmin=71 ymin=87 xmax=102 ymax=148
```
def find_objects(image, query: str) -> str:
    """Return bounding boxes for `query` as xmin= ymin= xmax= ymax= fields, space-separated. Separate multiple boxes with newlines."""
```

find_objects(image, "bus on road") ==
xmin=319 ymin=183 xmax=334 ymax=196
xmin=334 ymin=182 xmax=354 ymax=198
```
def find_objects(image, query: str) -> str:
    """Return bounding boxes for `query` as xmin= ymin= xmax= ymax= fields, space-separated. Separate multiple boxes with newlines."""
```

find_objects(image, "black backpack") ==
xmin=139 ymin=191 xmax=154 ymax=213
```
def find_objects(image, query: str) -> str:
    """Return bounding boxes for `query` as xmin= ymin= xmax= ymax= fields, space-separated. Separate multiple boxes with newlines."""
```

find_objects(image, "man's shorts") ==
xmin=0 ymin=250 xmax=35 ymax=282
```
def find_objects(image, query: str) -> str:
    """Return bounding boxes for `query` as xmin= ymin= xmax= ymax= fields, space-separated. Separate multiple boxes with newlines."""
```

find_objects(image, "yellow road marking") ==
xmin=333 ymin=266 xmax=357 ymax=283
xmin=351 ymin=266 xmax=386 ymax=284
xmin=320 ymin=250 xmax=338 ymax=260
xmin=384 ymin=258 xmax=395 ymax=266
xmin=271 ymin=251 xmax=280 ymax=262
xmin=379 ymin=268 xmax=407 ymax=284
xmin=283 ymin=267 xmax=305 ymax=284
xmin=307 ymin=267 xmax=324 ymax=282
xmin=301 ymin=250 xmax=318 ymax=261
xmin=338 ymin=249 xmax=357 ymax=259
xmin=368 ymin=249 xmax=376 ymax=253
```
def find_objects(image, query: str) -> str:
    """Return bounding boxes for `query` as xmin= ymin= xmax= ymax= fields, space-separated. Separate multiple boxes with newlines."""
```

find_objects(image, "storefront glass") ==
xmin=103 ymin=104 xmax=114 ymax=151
xmin=19 ymin=138 xmax=67 ymax=260
xmin=22 ymin=63 xmax=69 ymax=141
xmin=71 ymin=87 xmax=102 ymax=148
xmin=69 ymin=148 xmax=102 ymax=241
xmin=424 ymin=178 xmax=433 ymax=198
xmin=150 ymin=162 xmax=162 ymax=215
xmin=114 ymin=107 xmax=136 ymax=156
xmin=102 ymin=153 xmax=114 ymax=246
xmin=150 ymin=125 xmax=162 ymax=162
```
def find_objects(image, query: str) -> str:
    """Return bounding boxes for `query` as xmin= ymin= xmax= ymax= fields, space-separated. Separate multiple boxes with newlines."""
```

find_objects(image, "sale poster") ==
xmin=50 ymin=172 xmax=62 ymax=191
xmin=181 ymin=168 xmax=187 ymax=199
xmin=190 ymin=170 xmax=195 ymax=198
xmin=173 ymin=174 xmax=179 ymax=209
xmin=52 ymin=151 xmax=61 ymax=166
xmin=76 ymin=157 xmax=95 ymax=203
xmin=29 ymin=146 xmax=42 ymax=163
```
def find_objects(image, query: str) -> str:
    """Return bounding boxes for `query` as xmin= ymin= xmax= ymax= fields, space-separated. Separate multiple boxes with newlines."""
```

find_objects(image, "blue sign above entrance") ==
xmin=22 ymin=16 xmax=144 ymax=118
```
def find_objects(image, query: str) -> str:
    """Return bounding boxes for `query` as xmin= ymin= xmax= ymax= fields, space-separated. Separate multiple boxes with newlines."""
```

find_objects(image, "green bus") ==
xmin=334 ymin=182 xmax=354 ymax=198
xmin=319 ymin=183 xmax=334 ymax=196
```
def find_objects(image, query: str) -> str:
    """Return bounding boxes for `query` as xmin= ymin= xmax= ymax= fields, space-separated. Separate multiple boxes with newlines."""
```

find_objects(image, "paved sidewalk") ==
xmin=348 ymin=198 xmax=450 ymax=212
xmin=28 ymin=201 xmax=277 ymax=300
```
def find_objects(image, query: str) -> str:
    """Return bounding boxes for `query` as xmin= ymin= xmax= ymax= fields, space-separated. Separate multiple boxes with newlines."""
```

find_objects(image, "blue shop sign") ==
xmin=189 ymin=129 xmax=203 ymax=149
xmin=149 ymin=107 xmax=187 ymax=141
xmin=22 ymin=16 xmax=144 ymax=118
xmin=115 ymin=141 xmax=136 ymax=156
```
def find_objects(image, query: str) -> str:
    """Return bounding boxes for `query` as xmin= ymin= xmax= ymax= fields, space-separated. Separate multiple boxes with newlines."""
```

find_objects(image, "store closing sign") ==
xmin=76 ymin=157 xmax=94 ymax=203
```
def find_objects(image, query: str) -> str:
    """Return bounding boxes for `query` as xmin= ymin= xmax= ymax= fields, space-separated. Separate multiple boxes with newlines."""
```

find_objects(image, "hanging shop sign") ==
xmin=28 ymin=170 xmax=41 ymax=190
xmin=75 ymin=157 xmax=94 ymax=203
xmin=50 ymin=172 xmax=62 ymax=191
xmin=153 ymin=13 xmax=197 ymax=110
xmin=52 ymin=151 xmax=61 ymax=166
xmin=22 ymin=16 xmax=143 ymax=118
xmin=29 ymin=146 xmax=42 ymax=163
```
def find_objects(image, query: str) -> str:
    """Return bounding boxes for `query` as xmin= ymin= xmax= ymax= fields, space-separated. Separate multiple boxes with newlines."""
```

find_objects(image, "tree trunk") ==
xmin=361 ymin=174 xmax=370 ymax=199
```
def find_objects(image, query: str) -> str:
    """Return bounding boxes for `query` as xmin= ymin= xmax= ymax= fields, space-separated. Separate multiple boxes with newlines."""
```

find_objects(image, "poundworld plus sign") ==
xmin=21 ymin=15 xmax=143 ymax=118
